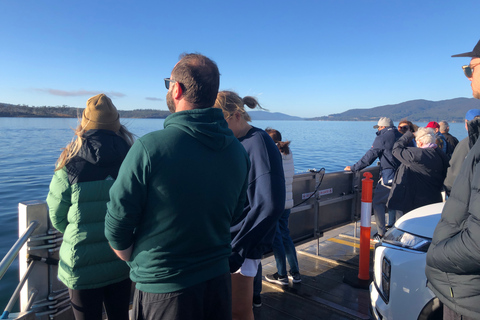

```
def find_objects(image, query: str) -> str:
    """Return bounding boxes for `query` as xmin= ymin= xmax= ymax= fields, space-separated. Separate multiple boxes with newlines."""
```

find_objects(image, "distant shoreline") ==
xmin=3 ymin=96 xmax=479 ymax=122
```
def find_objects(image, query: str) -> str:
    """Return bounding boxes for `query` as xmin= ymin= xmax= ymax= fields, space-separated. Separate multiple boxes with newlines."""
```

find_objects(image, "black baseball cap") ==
xmin=452 ymin=40 xmax=480 ymax=58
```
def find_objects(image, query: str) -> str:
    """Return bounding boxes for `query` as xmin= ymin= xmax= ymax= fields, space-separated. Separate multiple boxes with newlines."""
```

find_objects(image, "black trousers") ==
xmin=132 ymin=272 xmax=231 ymax=320
xmin=68 ymin=278 xmax=131 ymax=320
xmin=444 ymin=304 xmax=476 ymax=320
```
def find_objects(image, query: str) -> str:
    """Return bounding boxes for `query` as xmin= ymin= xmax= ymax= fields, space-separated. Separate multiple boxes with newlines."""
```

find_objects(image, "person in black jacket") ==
xmin=344 ymin=117 xmax=402 ymax=240
xmin=439 ymin=120 xmax=459 ymax=158
xmin=426 ymin=39 xmax=480 ymax=320
xmin=387 ymin=127 xmax=449 ymax=217
xmin=443 ymin=109 xmax=480 ymax=196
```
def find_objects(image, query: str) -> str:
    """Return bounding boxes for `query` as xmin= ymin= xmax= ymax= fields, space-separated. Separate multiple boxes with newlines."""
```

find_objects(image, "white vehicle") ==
xmin=370 ymin=202 xmax=444 ymax=320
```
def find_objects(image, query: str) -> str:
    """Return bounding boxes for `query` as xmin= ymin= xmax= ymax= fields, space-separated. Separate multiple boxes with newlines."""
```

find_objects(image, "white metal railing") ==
xmin=0 ymin=221 xmax=39 ymax=319
xmin=0 ymin=221 xmax=39 ymax=281
xmin=1 ymin=201 xmax=70 ymax=320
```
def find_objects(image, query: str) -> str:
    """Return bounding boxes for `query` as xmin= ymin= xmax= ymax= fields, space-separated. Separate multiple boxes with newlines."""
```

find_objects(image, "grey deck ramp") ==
xmin=253 ymin=222 xmax=375 ymax=320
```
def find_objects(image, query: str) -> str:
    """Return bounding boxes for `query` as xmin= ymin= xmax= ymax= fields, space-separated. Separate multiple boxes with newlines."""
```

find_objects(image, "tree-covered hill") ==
xmin=0 ymin=103 xmax=171 ymax=118
xmin=309 ymin=98 xmax=480 ymax=122
xmin=3 ymin=97 xmax=480 ymax=121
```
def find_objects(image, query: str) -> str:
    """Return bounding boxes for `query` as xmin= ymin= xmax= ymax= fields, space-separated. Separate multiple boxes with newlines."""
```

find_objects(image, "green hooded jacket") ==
xmin=105 ymin=108 xmax=250 ymax=294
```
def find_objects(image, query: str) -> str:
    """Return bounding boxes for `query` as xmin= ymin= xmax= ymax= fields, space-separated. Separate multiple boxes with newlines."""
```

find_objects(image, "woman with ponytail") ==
xmin=214 ymin=91 xmax=285 ymax=320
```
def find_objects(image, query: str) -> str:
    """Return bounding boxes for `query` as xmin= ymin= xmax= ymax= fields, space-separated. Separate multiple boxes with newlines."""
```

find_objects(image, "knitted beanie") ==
xmin=81 ymin=94 xmax=121 ymax=132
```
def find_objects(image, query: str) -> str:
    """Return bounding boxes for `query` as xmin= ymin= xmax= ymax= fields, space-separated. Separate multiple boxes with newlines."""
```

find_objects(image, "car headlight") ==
xmin=381 ymin=257 xmax=391 ymax=302
xmin=382 ymin=227 xmax=431 ymax=252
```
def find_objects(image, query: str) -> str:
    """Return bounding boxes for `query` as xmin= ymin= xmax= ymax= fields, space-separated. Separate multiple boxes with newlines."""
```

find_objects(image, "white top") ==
xmin=282 ymin=152 xmax=294 ymax=209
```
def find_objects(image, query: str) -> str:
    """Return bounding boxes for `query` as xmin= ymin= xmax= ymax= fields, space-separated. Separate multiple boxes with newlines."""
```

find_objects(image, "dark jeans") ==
xmin=253 ymin=263 xmax=262 ymax=297
xmin=372 ymin=180 xmax=391 ymax=236
xmin=131 ymin=272 xmax=231 ymax=320
xmin=444 ymin=304 xmax=476 ymax=320
xmin=69 ymin=278 xmax=131 ymax=320
xmin=272 ymin=209 xmax=299 ymax=276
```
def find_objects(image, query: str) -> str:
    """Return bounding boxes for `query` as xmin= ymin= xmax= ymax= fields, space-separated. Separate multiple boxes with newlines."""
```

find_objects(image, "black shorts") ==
xmin=131 ymin=272 xmax=231 ymax=320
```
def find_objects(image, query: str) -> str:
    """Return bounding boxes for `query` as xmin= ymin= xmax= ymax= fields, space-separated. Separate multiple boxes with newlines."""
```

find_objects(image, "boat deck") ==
xmin=253 ymin=221 xmax=375 ymax=320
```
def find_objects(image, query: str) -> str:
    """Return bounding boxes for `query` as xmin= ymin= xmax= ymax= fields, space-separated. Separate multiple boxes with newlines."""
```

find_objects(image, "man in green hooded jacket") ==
xmin=105 ymin=53 xmax=250 ymax=320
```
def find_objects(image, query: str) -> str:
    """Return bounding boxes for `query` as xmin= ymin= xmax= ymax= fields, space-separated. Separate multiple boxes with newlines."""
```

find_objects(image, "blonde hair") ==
xmin=55 ymin=124 xmax=135 ymax=171
xmin=414 ymin=127 xmax=436 ymax=145
xmin=213 ymin=90 xmax=265 ymax=121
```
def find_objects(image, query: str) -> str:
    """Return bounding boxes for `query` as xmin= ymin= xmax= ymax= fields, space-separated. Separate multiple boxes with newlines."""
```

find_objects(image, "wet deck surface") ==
xmin=253 ymin=221 xmax=376 ymax=320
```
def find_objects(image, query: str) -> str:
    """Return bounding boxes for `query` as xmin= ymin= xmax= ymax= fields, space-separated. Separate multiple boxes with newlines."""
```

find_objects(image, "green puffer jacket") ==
xmin=47 ymin=129 xmax=130 ymax=290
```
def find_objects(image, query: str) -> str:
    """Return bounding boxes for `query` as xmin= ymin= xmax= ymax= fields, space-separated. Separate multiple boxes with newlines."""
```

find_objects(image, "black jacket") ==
xmin=351 ymin=127 xmax=402 ymax=184
xmin=66 ymin=129 xmax=130 ymax=184
xmin=443 ymin=132 xmax=459 ymax=158
xmin=426 ymin=119 xmax=480 ymax=318
xmin=387 ymin=131 xmax=449 ymax=213
xmin=443 ymin=137 xmax=469 ymax=196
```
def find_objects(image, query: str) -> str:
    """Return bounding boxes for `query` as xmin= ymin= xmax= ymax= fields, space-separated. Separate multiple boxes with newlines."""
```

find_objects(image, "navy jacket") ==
xmin=351 ymin=127 xmax=402 ymax=184
xmin=229 ymin=127 xmax=285 ymax=272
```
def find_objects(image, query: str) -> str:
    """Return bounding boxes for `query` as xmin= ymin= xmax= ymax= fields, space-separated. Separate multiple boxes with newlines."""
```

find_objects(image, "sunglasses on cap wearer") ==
xmin=462 ymin=62 xmax=480 ymax=78
xmin=164 ymin=78 xmax=177 ymax=90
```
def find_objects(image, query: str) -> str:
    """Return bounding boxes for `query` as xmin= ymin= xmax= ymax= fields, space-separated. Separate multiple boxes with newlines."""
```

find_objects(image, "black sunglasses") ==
xmin=462 ymin=62 xmax=480 ymax=78
xmin=164 ymin=78 xmax=177 ymax=90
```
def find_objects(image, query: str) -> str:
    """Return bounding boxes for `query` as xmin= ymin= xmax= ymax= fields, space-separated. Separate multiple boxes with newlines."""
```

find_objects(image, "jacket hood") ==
xmin=376 ymin=126 xmax=397 ymax=136
xmin=163 ymin=108 xmax=236 ymax=151
xmin=78 ymin=130 xmax=129 ymax=167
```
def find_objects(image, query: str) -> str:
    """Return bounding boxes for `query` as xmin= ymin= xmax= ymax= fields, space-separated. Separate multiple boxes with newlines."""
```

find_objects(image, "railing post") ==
xmin=18 ymin=201 xmax=51 ymax=318
xmin=343 ymin=171 xmax=373 ymax=289
xmin=314 ymin=170 xmax=320 ymax=255
xmin=358 ymin=172 xmax=373 ymax=282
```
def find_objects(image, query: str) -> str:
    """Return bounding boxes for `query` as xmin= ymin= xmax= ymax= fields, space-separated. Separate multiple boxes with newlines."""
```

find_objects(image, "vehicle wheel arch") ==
xmin=417 ymin=297 xmax=443 ymax=320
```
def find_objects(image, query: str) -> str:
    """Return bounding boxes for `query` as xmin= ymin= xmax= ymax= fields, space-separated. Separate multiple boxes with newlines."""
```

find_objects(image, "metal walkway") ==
xmin=2 ymin=167 xmax=380 ymax=319
xmin=254 ymin=221 xmax=375 ymax=320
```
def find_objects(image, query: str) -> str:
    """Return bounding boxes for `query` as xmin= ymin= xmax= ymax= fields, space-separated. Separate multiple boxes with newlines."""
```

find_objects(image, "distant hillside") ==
xmin=0 ymin=103 xmax=171 ymax=118
xmin=309 ymin=98 xmax=480 ymax=122
xmin=249 ymin=111 xmax=304 ymax=121
xmin=0 ymin=103 xmax=80 ymax=118
xmin=0 ymin=102 xmax=301 ymax=120
xmin=3 ymin=97 xmax=479 ymax=122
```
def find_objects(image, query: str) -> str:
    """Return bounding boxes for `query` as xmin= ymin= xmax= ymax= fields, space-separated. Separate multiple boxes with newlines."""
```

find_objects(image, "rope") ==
xmin=292 ymin=168 xmax=325 ymax=208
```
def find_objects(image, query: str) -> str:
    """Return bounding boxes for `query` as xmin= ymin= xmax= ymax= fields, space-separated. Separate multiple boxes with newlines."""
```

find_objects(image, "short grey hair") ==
xmin=439 ymin=120 xmax=449 ymax=132
xmin=415 ymin=127 xmax=436 ymax=145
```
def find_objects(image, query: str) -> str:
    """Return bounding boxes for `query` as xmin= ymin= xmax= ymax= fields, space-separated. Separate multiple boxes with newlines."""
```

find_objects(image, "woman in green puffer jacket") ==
xmin=47 ymin=94 xmax=134 ymax=320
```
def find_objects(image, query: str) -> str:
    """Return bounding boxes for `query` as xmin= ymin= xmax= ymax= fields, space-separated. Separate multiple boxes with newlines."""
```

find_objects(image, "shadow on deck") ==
xmin=254 ymin=222 xmax=375 ymax=320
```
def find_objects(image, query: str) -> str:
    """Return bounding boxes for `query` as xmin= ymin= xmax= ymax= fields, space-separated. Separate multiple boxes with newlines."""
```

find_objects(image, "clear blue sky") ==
xmin=1 ymin=1 xmax=479 ymax=118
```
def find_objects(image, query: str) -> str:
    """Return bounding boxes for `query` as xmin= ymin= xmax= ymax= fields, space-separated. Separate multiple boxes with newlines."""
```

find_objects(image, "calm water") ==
xmin=0 ymin=117 xmax=468 ymax=308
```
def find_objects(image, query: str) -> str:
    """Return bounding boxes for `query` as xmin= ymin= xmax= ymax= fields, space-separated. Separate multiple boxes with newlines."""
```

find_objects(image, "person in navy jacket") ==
xmin=214 ymin=90 xmax=285 ymax=320
xmin=344 ymin=117 xmax=402 ymax=240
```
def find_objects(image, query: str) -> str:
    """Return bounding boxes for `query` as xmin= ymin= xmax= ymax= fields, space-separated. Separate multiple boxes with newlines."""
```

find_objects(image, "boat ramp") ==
xmin=254 ymin=221 xmax=374 ymax=320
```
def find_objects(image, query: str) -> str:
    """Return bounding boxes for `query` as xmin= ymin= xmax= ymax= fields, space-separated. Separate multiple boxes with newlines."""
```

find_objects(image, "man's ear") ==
xmin=172 ymin=82 xmax=183 ymax=99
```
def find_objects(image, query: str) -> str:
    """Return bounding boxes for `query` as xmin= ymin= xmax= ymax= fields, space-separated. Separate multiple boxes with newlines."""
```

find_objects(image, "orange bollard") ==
xmin=358 ymin=172 xmax=373 ymax=281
